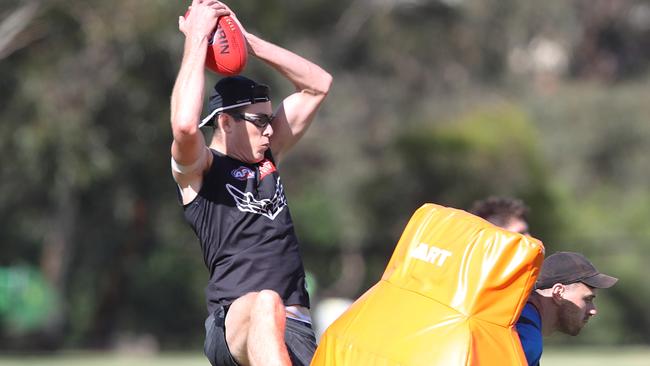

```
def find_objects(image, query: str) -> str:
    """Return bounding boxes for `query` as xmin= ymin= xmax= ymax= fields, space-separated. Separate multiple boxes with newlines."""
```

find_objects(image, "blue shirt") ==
xmin=516 ymin=302 xmax=543 ymax=366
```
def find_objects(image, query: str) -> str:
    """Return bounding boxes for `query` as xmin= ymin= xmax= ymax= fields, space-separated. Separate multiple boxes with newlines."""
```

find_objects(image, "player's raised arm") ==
xmin=170 ymin=1 xmax=229 ymax=183
xmin=247 ymin=33 xmax=332 ymax=162
xmin=222 ymin=6 xmax=332 ymax=162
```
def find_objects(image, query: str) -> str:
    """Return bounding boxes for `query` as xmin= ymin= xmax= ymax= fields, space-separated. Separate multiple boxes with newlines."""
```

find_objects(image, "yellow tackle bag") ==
xmin=311 ymin=203 xmax=544 ymax=366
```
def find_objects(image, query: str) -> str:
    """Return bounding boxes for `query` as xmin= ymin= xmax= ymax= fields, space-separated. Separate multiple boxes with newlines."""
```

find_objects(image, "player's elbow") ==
xmin=304 ymin=68 xmax=333 ymax=97
xmin=317 ymin=71 xmax=333 ymax=97
xmin=172 ymin=115 xmax=200 ymax=137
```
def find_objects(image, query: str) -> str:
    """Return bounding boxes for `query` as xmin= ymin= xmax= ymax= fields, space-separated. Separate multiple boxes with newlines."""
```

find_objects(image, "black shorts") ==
xmin=204 ymin=305 xmax=317 ymax=366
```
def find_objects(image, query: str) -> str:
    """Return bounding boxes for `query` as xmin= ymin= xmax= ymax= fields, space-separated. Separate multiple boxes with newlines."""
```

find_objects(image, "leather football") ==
xmin=183 ymin=9 xmax=248 ymax=75
xmin=205 ymin=15 xmax=247 ymax=75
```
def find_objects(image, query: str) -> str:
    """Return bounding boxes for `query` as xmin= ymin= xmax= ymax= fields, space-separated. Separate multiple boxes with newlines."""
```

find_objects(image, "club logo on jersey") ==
xmin=226 ymin=177 xmax=287 ymax=220
xmin=231 ymin=166 xmax=255 ymax=181
xmin=258 ymin=159 xmax=277 ymax=181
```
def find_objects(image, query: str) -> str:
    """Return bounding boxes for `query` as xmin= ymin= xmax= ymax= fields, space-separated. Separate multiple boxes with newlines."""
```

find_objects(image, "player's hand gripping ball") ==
xmin=184 ymin=8 xmax=248 ymax=76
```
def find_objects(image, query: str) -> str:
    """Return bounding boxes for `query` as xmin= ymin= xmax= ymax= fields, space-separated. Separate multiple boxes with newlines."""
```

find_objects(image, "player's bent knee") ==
xmin=254 ymin=289 xmax=283 ymax=309
xmin=250 ymin=290 xmax=285 ymax=322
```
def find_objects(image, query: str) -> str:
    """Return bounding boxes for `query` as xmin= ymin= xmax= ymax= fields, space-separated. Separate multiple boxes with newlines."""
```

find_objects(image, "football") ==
xmin=184 ymin=9 xmax=248 ymax=75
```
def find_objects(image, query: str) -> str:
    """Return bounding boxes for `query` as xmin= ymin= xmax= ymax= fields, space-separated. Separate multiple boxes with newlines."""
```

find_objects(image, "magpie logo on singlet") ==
xmin=225 ymin=177 xmax=287 ymax=220
xmin=410 ymin=243 xmax=452 ymax=267
xmin=231 ymin=166 xmax=255 ymax=181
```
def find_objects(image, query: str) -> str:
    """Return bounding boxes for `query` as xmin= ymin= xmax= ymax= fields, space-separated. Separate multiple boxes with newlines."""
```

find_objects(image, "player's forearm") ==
xmin=171 ymin=36 xmax=210 ymax=136
xmin=246 ymin=33 xmax=332 ymax=96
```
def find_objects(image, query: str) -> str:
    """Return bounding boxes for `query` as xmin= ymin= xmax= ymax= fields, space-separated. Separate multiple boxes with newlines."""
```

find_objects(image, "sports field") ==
xmin=0 ymin=347 xmax=648 ymax=366
xmin=542 ymin=346 xmax=650 ymax=366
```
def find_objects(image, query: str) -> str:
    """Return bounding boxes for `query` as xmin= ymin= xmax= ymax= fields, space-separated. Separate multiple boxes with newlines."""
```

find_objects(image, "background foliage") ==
xmin=1 ymin=0 xmax=649 ymax=351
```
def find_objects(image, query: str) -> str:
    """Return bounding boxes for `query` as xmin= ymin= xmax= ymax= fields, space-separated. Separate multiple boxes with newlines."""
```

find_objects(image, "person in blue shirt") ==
xmin=515 ymin=252 xmax=618 ymax=365
xmin=471 ymin=197 xmax=618 ymax=366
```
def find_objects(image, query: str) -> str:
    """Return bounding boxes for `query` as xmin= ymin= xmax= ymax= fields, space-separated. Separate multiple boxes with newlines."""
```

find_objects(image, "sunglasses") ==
xmin=229 ymin=112 xmax=274 ymax=129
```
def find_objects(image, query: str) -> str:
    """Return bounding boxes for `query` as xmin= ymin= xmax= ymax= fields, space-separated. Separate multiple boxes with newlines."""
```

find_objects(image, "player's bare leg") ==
xmin=226 ymin=290 xmax=290 ymax=366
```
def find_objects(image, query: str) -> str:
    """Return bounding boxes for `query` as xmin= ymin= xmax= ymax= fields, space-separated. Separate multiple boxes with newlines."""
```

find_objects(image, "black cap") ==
xmin=200 ymin=76 xmax=271 ymax=127
xmin=535 ymin=251 xmax=618 ymax=290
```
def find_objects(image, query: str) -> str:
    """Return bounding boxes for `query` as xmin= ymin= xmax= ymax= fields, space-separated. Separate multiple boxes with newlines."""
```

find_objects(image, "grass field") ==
xmin=542 ymin=346 xmax=650 ymax=366
xmin=0 ymin=347 xmax=648 ymax=365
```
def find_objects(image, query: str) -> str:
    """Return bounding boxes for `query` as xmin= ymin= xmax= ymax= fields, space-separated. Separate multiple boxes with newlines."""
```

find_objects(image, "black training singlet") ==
xmin=181 ymin=149 xmax=310 ymax=314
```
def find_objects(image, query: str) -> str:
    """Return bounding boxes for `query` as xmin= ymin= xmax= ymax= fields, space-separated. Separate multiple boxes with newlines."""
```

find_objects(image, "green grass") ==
xmin=0 ymin=352 xmax=209 ymax=366
xmin=0 ymin=347 xmax=648 ymax=365
xmin=542 ymin=346 xmax=650 ymax=366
